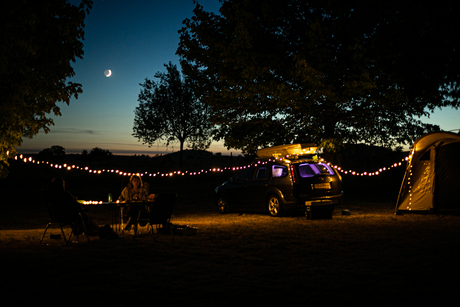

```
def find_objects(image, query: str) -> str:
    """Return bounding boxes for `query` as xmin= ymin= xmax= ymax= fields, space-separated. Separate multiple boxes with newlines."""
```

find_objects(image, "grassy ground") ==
xmin=1 ymin=159 xmax=460 ymax=305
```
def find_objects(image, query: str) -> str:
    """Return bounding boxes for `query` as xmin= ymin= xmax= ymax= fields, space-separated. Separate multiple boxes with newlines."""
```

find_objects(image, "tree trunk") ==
xmin=179 ymin=140 xmax=184 ymax=171
xmin=322 ymin=120 xmax=342 ymax=167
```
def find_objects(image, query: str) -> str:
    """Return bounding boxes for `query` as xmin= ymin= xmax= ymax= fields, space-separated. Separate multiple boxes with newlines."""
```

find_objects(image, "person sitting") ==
xmin=118 ymin=175 xmax=154 ymax=230
xmin=48 ymin=177 xmax=99 ymax=236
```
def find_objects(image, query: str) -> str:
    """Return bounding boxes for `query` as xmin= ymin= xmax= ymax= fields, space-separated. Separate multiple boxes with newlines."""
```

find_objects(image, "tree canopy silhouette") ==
xmin=89 ymin=147 xmax=113 ymax=157
xmin=38 ymin=145 xmax=66 ymax=162
xmin=0 ymin=0 xmax=92 ymax=178
xmin=177 ymin=0 xmax=459 ymax=154
xmin=133 ymin=62 xmax=213 ymax=168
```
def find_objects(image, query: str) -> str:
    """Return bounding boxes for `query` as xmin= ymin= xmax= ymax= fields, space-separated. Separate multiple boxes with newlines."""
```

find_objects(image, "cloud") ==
xmin=49 ymin=128 xmax=95 ymax=134
xmin=104 ymin=142 xmax=145 ymax=147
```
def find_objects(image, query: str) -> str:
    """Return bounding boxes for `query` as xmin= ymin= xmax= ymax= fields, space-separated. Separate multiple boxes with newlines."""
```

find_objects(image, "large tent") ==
xmin=395 ymin=131 xmax=460 ymax=214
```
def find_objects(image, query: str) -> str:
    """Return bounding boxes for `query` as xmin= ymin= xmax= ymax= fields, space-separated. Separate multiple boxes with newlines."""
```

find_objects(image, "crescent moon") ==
xmin=104 ymin=69 xmax=112 ymax=77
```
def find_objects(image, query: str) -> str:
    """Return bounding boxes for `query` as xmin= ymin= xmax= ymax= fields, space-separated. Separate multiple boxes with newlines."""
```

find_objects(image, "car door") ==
xmin=269 ymin=163 xmax=292 ymax=201
xmin=225 ymin=167 xmax=255 ymax=211
xmin=246 ymin=164 xmax=271 ymax=211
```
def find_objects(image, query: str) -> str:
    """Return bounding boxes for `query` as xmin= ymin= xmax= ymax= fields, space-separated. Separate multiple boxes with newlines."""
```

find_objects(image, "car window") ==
xmin=298 ymin=164 xmax=316 ymax=177
xmin=235 ymin=167 xmax=254 ymax=182
xmin=298 ymin=163 xmax=334 ymax=177
xmin=272 ymin=165 xmax=288 ymax=178
xmin=255 ymin=166 xmax=269 ymax=180
xmin=315 ymin=163 xmax=335 ymax=175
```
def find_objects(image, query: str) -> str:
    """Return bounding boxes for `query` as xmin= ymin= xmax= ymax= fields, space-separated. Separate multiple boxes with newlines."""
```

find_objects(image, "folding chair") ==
xmin=134 ymin=193 xmax=177 ymax=240
xmin=39 ymin=194 xmax=90 ymax=246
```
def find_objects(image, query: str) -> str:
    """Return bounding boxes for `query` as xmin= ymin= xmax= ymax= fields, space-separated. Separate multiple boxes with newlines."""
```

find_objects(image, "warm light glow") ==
xmin=257 ymin=143 xmax=318 ymax=158
xmin=14 ymin=154 xmax=408 ymax=179
xmin=82 ymin=200 xmax=103 ymax=205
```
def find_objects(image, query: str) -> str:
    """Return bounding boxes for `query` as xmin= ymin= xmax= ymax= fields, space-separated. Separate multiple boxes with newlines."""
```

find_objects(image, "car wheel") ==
xmin=217 ymin=195 xmax=229 ymax=214
xmin=267 ymin=195 xmax=282 ymax=217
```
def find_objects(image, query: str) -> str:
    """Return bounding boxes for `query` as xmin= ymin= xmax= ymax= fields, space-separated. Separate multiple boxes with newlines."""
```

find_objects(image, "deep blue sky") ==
xmin=20 ymin=0 xmax=226 ymax=156
xmin=19 ymin=0 xmax=460 ymax=155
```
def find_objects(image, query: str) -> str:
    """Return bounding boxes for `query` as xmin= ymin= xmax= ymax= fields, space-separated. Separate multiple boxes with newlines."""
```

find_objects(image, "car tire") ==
xmin=267 ymin=195 xmax=282 ymax=217
xmin=217 ymin=195 xmax=229 ymax=214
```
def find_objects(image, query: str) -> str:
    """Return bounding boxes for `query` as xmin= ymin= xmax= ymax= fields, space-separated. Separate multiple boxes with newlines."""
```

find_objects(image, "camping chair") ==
xmin=134 ymin=193 xmax=177 ymax=240
xmin=39 ymin=194 xmax=90 ymax=246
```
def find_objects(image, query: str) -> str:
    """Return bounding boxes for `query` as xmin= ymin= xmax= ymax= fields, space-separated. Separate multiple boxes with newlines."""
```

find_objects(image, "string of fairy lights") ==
xmin=13 ymin=154 xmax=408 ymax=178
xmin=12 ymin=153 xmax=410 ymax=205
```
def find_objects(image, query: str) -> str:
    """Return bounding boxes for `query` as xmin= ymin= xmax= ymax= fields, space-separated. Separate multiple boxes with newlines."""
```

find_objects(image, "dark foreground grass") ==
xmin=1 ymin=201 xmax=460 ymax=306
xmin=1 ymin=161 xmax=460 ymax=305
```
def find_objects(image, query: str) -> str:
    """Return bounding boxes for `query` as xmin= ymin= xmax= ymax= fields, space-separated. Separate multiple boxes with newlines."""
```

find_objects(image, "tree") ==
xmin=133 ymin=62 xmax=213 ymax=169
xmin=39 ymin=145 xmax=66 ymax=156
xmin=88 ymin=147 xmax=113 ymax=161
xmin=177 ymin=0 xmax=459 ymax=154
xmin=0 ymin=0 xmax=92 ymax=178
xmin=38 ymin=145 xmax=66 ymax=162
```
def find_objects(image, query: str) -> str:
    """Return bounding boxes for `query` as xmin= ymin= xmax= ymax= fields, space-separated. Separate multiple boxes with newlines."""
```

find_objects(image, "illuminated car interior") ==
xmin=298 ymin=163 xmax=335 ymax=178
xmin=272 ymin=165 xmax=288 ymax=178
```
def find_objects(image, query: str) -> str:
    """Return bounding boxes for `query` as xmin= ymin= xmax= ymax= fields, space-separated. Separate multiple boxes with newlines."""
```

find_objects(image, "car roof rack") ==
xmin=256 ymin=143 xmax=317 ymax=159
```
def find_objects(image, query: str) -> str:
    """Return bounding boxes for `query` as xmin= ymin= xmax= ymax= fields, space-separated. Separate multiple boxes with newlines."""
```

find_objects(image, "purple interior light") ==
xmin=317 ymin=163 xmax=335 ymax=175
xmin=298 ymin=163 xmax=334 ymax=178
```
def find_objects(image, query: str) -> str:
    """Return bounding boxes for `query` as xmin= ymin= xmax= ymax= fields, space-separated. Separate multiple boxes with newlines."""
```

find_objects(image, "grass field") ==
xmin=1 ymin=158 xmax=460 ymax=305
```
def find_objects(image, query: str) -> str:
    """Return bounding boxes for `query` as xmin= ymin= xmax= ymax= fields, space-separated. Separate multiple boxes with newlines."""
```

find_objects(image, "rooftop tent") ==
xmin=395 ymin=131 xmax=460 ymax=214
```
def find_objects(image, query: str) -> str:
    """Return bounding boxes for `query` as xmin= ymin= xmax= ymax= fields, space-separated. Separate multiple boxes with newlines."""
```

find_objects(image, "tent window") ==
xmin=420 ymin=149 xmax=431 ymax=161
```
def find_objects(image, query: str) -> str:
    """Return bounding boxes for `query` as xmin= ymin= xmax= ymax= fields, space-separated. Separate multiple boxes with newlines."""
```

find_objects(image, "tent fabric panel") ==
xmin=413 ymin=132 xmax=460 ymax=153
xmin=396 ymin=149 xmax=434 ymax=211
xmin=396 ymin=131 xmax=460 ymax=213
xmin=434 ymin=142 xmax=460 ymax=210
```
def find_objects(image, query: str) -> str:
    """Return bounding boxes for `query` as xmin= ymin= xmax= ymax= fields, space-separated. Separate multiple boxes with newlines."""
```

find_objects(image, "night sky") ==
xmin=19 ymin=0 xmax=225 ymax=155
xmin=18 ymin=0 xmax=460 ymax=155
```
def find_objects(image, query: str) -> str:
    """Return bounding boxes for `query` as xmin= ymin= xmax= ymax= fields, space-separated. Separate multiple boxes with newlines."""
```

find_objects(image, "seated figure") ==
xmin=48 ymin=177 xmax=99 ymax=236
xmin=118 ymin=175 xmax=154 ymax=230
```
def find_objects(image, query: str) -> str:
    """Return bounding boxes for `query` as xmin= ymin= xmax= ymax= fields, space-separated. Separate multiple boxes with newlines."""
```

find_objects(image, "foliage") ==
xmin=177 ymin=0 xmax=459 ymax=154
xmin=37 ymin=145 xmax=66 ymax=163
xmin=89 ymin=147 xmax=113 ymax=157
xmin=38 ymin=145 xmax=66 ymax=158
xmin=133 ymin=62 xmax=213 ymax=168
xmin=87 ymin=147 xmax=113 ymax=161
xmin=0 ymin=0 xmax=92 ymax=178
xmin=77 ymin=147 xmax=112 ymax=163
xmin=39 ymin=145 xmax=66 ymax=156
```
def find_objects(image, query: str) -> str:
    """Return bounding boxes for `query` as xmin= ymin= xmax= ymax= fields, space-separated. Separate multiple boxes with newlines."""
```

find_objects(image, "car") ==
xmin=215 ymin=144 xmax=343 ymax=216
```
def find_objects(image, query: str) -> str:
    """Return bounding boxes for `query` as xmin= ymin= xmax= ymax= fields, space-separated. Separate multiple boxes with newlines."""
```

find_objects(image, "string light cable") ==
xmin=13 ymin=154 xmax=408 ymax=178
xmin=13 ymin=154 xmax=408 ymax=205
